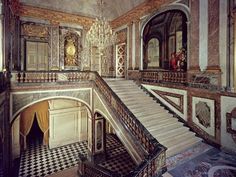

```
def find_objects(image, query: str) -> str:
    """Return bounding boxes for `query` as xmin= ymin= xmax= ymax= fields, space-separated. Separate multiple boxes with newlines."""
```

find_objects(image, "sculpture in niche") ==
xmin=64 ymin=35 xmax=78 ymax=66
xmin=226 ymin=107 xmax=236 ymax=143
xmin=195 ymin=101 xmax=211 ymax=128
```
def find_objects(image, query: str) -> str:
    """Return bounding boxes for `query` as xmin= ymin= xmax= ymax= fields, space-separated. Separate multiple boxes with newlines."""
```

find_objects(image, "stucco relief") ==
xmin=195 ymin=101 xmax=211 ymax=128
xmin=11 ymin=89 xmax=91 ymax=122
xmin=192 ymin=97 xmax=215 ymax=137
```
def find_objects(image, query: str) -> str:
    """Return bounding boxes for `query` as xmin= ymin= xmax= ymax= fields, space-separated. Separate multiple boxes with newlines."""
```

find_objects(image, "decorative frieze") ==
xmin=21 ymin=23 xmax=49 ymax=38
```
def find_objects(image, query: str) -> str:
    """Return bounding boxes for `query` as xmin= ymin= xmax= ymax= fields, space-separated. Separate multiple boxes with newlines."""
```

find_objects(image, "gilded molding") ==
xmin=22 ymin=23 xmax=49 ymax=38
xmin=19 ymin=4 xmax=94 ymax=27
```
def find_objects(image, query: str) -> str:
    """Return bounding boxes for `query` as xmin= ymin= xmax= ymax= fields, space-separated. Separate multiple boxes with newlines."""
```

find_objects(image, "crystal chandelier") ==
xmin=86 ymin=0 xmax=116 ymax=54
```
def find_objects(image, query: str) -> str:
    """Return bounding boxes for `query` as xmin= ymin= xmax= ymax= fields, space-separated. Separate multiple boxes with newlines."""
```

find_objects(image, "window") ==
xmin=147 ymin=38 xmax=160 ymax=68
xmin=26 ymin=41 xmax=48 ymax=71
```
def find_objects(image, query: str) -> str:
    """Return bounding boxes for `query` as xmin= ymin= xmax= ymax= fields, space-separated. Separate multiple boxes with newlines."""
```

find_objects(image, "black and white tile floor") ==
xmin=18 ymin=140 xmax=87 ymax=177
xmin=18 ymin=134 xmax=136 ymax=177
xmin=99 ymin=135 xmax=136 ymax=176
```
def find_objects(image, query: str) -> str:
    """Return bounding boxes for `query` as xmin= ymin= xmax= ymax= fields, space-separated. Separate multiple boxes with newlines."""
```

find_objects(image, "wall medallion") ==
xmin=195 ymin=101 xmax=211 ymax=128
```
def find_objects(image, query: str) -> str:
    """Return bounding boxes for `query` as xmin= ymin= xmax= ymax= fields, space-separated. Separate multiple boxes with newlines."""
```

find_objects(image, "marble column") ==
xmin=128 ymin=23 xmax=133 ymax=70
xmin=135 ymin=20 xmax=140 ymax=70
xmin=189 ymin=0 xmax=200 ymax=72
xmin=206 ymin=0 xmax=221 ymax=86
xmin=207 ymin=0 xmax=220 ymax=72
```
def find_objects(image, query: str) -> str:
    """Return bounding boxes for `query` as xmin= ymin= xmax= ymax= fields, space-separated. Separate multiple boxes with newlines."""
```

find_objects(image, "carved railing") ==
xmin=141 ymin=70 xmax=187 ymax=84
xmin=78 ymin=154 xmax=121 ymax=177
xmin=11 ymin=71 xmax=92 ymax=83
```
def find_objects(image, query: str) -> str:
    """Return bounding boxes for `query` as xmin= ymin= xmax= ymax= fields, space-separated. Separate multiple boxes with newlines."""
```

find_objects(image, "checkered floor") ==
xmin=18 ymin=134 xmax=137 ymax=177
xmin=99 ymin=135 xmax=136 ymax=176
xmin=18 ymin=140 xmax=87 ymax=177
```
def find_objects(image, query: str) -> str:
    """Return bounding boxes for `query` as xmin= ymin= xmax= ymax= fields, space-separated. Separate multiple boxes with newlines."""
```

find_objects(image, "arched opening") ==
xmin=11 ymin=98 xmax=92 ymax=176
xmin=143 ymin=10 xmax=187 ymax=71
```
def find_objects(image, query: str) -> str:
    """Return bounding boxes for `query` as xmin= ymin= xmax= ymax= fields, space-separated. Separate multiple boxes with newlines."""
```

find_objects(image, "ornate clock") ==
xmin=65 ymin=36 xmax=77 ymax=66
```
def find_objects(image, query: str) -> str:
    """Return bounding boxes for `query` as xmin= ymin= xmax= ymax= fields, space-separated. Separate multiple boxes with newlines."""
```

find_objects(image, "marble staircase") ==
xmin=105 ymin=79 xmax=202 ymax=157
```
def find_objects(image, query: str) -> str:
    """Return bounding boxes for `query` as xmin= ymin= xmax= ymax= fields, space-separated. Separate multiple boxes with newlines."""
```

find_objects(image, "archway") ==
xmin=141 ymin=4 xmax=190 ymax=71
xmin=11 ymin=97 xmax=92 ymax=160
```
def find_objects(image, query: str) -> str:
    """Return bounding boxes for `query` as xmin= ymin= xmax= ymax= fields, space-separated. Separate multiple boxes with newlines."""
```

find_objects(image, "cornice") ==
xmin=19 ymin=4 xmax=95 ymax=27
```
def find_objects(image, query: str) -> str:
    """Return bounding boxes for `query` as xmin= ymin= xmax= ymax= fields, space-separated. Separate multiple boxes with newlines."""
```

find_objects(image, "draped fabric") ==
xmin=20 ymin=101 xmax=49 ymax=148
xmin=35 ymin=101 xmax=49 ymax=145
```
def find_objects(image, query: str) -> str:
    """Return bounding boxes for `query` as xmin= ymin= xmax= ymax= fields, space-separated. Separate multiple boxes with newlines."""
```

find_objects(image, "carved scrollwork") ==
xmin=22 ymin=24 xmax=49 ymax=38
xmin=195 ymin=101 xmax=211 ymax=128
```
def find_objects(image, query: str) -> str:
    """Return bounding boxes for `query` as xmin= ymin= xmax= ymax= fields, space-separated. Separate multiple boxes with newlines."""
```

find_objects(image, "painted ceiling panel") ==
xmin=19 ymin=0 xmax=146 ymax=20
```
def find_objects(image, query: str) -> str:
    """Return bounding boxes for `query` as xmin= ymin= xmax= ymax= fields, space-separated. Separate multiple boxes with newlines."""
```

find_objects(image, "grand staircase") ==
xmin=105 ymin=79 xmax=202 ymax=157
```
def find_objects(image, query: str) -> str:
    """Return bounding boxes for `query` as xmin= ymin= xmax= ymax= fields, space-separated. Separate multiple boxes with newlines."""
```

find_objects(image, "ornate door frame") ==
xmin=115 ymin=43 xmax=126 ymax=78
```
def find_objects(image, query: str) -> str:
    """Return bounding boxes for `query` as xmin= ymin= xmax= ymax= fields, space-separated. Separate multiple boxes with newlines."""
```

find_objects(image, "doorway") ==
xmin=26 ymin=114 xmax=44 ymax=147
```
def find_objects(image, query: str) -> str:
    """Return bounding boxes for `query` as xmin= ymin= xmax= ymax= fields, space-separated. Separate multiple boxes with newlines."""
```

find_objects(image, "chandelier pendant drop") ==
xmin=85 ymin=0 xmax=116 ymax=53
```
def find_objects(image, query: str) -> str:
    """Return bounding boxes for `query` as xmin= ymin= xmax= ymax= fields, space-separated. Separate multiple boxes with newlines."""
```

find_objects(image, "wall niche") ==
xmin=59 ymin=27 xmax=82 ymax=70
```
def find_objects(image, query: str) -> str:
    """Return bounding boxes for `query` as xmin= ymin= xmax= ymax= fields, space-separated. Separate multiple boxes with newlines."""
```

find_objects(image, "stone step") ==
xmin=160 ymin=131 xmax=196 ymax=146
xmin=146 ymin=120 xmax=182 ymax=130
xmin=131 ymin=105 xmax=167 ymax=114
xmin=120 ymin=95 xmax=153 ymax=101
xmin=166 ymin=137 xmax=202 ymax=157
xmin=157 ymin=127 xmax=190 ymax=142
xmin=134 ymin=108 xmax=167 ymax=117
xmin=123 ymin=99 xmax=155 ymax=105
xmin=137 ymin=111 xmax=171 ymax=121
xmin=117 ymin=91 xmax=149 ymax=97
xmin=127 ymin=102 xmax=161 ymax=109
xmin=149 ymin=122 xmax=183 ymax=136
xmin=142 ymin=117 xmax=178 ymax=127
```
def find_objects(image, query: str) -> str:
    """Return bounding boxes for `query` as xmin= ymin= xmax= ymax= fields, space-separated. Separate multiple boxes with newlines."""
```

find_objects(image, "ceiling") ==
xmin=19 ymin=0 xmax=146 ymax=20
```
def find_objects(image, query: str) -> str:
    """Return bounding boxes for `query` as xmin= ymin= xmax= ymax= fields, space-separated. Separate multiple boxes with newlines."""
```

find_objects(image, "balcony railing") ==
xmin=11 ymin=71 xmax=167 ymax=177
xmin=11 ymin=71 xmax=92 ymax=83
xmin=141 ymin=70 xmax=187 ymax=84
